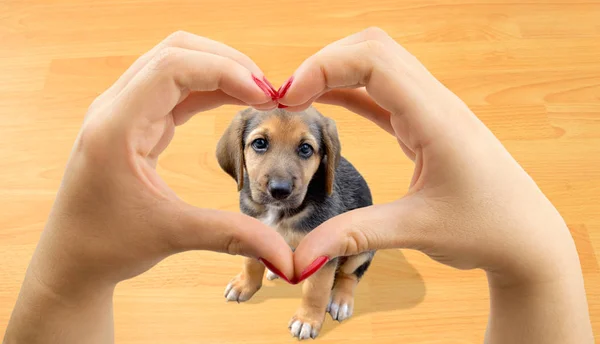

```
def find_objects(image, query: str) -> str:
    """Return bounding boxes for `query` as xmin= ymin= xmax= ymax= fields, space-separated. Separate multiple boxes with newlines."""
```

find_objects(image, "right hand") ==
xmin=278 ymin=27 xmax=581 ymax=286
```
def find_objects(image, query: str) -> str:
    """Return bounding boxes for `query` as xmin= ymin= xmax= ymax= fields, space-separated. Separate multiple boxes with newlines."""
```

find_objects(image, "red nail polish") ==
xmin=262 ymin=76 xmax=278 ymax=99
xmin=277 ymin=103 xmax=288 ymax=109
xmin=277 ymin=76 xmax=294 ymax=99
xmin=252 ymin=75 xmax=277 ymax=99
xmin=259 ymin=257 xmax=292 ymax=284
xmin=297 ymin=256 xmax=329 ymax=283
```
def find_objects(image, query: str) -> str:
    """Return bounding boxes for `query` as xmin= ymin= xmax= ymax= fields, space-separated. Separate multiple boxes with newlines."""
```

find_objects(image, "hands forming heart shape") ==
xmin=5 ymin=27 xmax=593 ymax=344
xmin=26 ymin=26 xmax=580 ymax=288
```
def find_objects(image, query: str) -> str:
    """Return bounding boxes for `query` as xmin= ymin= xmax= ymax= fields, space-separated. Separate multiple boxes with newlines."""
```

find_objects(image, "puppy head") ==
xmin=216 ymin=107 xmax=340 ymax=208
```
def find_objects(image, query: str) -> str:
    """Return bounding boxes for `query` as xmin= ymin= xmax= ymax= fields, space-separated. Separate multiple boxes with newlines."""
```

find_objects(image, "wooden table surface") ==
xmin=1 ymin=1 xmax=599 ymax=343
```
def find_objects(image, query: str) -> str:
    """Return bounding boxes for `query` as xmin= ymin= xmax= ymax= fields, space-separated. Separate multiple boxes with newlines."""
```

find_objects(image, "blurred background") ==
xmin=1 ymin=1 xmax=599 ymax=342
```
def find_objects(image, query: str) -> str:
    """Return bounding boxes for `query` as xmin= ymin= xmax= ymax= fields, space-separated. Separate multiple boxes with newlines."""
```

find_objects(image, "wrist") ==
xmin=486 ymin=217 xmax=583 ymax=288
xmin=4 ymin=265 xmax=115 ymax=344
xmin=485 ymin=266 xmax=593 ymax=344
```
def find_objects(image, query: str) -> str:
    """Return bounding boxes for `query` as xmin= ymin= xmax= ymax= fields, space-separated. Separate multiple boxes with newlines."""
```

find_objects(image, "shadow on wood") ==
xmin=247 ymin=249 xmax=426 ymax=336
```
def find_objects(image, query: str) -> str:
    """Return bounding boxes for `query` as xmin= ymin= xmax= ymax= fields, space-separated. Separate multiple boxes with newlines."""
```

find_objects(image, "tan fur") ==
xmin=215 ymin=109 xmax=252 ymax=191
xmin=339 ymin=252 xmax=372 ymax=275
xmin=329 ymin=271 xmax=358 ymax=320
xmin=244 ymin=115 xmax=320 ymax=203
xmin=332 ymin=271 xmax=358 ymax=293
xmin=288 ymin=262 xmax=337 ymax=336
xmin=216 ymin=108 xmax=339 ymax=197
xmin=218 ymin=108 xmax=356 ymax=338
xmin=296 ymin=107 xmax=341 ymax=195
xmin=321 ymin=118 xmax=341 ymax=195
xmin=225 ymin=257 xmax=265 ymax=302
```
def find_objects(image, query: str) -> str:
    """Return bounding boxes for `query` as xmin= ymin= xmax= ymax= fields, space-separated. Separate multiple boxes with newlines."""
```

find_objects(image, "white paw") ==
xmin=224 ymin=282 xmax=241 ymax=302
xmin=266 ymin=269 xmax=279 ymax=281
xmin=223 ymin=274 xmax=261 ymax=303
xmin=289 ymin=319 xmax=319 ymax=340
xmin=327 ymin=297 xmax=354 ymax=322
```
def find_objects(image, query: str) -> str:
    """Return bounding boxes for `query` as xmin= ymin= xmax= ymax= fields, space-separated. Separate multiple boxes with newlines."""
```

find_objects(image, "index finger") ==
xmin=101 ymin=31 xmax=268 ymax=101
xmin=113 ymin=47 xmax=272 ymax=124
xmin=277 ymin=38 xmax=444 ymax=150
xmin=316 ymin=88 xmax=395 ymax=135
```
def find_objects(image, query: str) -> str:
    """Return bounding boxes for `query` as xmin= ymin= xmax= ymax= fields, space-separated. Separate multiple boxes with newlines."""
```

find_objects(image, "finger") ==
xmin=316 ymin=88 xmax=416 ymax=159
xmin=278 ymin=40 xmax=412 ymax=112
xmin=115 ymin=48 xmax=272 ymax=126
xmin=293 ymin=196 xmax=434 ymax=281
xmin=173 ymin=91 xmax=277 ymax=126
xmin=316 ymin=88 xmax=395 ymax=135
xmin=172 ymin=91 xmax=248 ymax=126
xmin=280 ymin=90 xmax=327 ymax=112
xmin=171 ymin=203 xmax=295 ymax=281
xmin=278 ymin=27 xmax=423 ymax=108
xmin=325 ymin=27 xmax=422 ymax=69
xmin=101 ymin=31 xmax=267 ymax=101
xmin=277 ymin=41 xmax=442 ymax=149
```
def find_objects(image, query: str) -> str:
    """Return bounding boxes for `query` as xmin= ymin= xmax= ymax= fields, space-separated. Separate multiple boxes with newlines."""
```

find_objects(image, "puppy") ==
xmin=216 ymin=106 xmax=375 ymax=340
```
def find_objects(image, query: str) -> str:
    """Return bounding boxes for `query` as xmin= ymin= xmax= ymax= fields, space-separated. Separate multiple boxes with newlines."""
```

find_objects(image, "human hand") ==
xmin=42 ymin=31 xmax=294 ymax=291
xmin=277 ymin=27 xmax=593 ymax=343
xmin=278 ymin=27 xmax=575 ymax=283
xmin=4 ymin=31 xmax=294 ymax=343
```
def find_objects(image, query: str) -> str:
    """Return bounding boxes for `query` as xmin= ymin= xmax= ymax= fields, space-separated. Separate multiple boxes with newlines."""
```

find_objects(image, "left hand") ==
xmin=22 ymin=31 xmax=295 ymax=297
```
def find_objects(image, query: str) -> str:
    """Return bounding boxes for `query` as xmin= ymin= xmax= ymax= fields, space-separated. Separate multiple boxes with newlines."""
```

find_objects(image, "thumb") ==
xmin=293 ymin=196 xmax=433 ymax=282
xmin=168 ymin=201 xmax=295 ymax=282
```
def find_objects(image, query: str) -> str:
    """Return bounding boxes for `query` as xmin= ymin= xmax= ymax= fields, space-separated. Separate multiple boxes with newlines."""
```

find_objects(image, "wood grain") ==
xmin=1 ymin=1 xmax=599 ymax=342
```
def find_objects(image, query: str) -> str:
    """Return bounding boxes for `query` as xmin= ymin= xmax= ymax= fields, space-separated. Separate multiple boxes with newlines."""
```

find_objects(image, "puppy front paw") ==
xmin=327 ymin=272 xmax=359 ymax=322
xmin=266 ymin=269 xmax=280 ymax=281
xmin=327 ymin=288 xmax=355 ymax=322
xmin=288 ymin=307 xmax=326 ymax=340
xmin=224 ymin=273 xmax=262 ymax=302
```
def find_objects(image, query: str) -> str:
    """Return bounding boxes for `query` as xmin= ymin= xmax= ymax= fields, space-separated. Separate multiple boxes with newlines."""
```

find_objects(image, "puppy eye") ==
xmin=251 ymin=138 xmax=268 ymax=152
xmin=298 ymin=143 xmax=314 ymax=158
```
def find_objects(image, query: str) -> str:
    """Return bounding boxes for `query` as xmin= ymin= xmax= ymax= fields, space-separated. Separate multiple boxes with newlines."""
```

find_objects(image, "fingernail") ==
xmin=277 ymin=104 xmax=288 ymax=109
xmin=297 ymin=256 xmax=329 ymax=283
xmin=277 ymin=76 xmax=294 ymax=99
xmin=259 ymin=257 xmax=293 ymax=284
xmin=262 ymin=76 xmax=278 ymax=99
xmin=252 ymin=75 xmax=277 ymax=99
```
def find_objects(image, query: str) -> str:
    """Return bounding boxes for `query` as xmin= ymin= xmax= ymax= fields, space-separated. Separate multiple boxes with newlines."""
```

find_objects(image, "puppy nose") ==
xmin=268 ymin=180 xmax=293 ymax=200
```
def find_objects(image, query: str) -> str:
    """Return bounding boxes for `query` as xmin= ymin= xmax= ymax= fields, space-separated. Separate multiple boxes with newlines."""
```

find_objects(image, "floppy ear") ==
xmin=216 ymin=109 xmax=253 ymax=191
xmin=321 ymin=117 xmax=341 ymax=195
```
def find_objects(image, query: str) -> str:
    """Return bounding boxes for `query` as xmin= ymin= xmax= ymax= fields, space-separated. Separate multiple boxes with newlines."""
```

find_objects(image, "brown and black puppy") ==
xmin=216 ymin=106 xmax=374 ymax=340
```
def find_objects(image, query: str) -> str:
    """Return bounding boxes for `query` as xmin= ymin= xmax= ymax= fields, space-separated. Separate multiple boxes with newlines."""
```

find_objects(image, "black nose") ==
xmin=268 ymin=180 xmax=293 ymax=200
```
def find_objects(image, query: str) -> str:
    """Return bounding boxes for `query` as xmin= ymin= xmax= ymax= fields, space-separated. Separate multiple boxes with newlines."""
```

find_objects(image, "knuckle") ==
xmin=225 ymin=234 xmax=244 ymax=256
xmin=149 ymin=46 xmax=182 ymax=71
xmin=163 ymin=30 xmax=191 ymax=46
xmin=87 ymin=94 xmax=105 ymax=112
xmin=343 ymin=227 xmax=370 ymax=256
xmin=362 ymin=39 xmax=387 ymax=55
xmin=76 ymin=117 xmax=110 ymax=160
xmin=213 ymin=56 xmax=237 ymax=82
xmin=216 ymin=55 xmax=236 ymax=70
xmin=362 ymin=26 xmax=390 ymax=41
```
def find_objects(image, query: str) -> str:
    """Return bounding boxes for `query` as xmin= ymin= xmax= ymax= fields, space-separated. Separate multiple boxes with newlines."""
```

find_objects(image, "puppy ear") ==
xmin=321 ymin=117 xmax=341 ymax=195
xmin=216 ymin=108 xmax=253 ymax=191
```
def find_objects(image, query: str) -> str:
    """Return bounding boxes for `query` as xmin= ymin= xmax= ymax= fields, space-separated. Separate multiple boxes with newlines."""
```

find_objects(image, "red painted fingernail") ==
xmin=277 ymin=76 xmax=294 ymax=99
xmin=259 ymin=257 xmax=293 ymax=284
xmin=297 ymin=256 xmax=329 ymax=283
xmin=252 ymin=75 xmax=277 ymax=99
xmin=277 ymin=104 xmax=288 ymax=109
xmin=262 ymin=76 xmax=278 ymax=99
